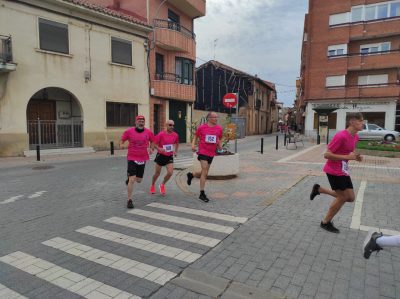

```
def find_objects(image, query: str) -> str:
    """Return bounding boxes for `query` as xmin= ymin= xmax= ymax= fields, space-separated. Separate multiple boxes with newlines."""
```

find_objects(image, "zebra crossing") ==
xmin=0 ymin=203 xmax=247 ymax=298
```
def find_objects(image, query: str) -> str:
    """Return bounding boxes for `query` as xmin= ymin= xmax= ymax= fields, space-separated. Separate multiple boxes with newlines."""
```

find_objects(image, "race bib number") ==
xmin=134 ymin=161 xmax=145 ymax=165
xmin=205 ymin=135 xmax=217 ymax=144
xmin=341 ymin=161 xmax=349 ymax=175
xmin=163 ymin=144 xmax=173 ymax=152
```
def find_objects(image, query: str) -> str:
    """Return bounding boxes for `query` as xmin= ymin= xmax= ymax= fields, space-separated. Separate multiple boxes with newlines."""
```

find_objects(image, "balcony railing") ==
xmin=0 ymin=35 xmax=13 ymax=63
xmin=153 ymin=19 xmax=195 ymax=40
xmin=155 ymin=72 xmax=193 ymax=85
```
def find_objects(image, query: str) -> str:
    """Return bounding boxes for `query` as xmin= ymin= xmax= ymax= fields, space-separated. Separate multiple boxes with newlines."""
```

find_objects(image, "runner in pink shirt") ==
xmin=150 ymin=120 xmax=179 ymax=196
xmin=310 ymin=112 xmax=364 ymax=233
xmin=120 ymin=115 xmax=154 ymax=209
xmin=187 ymin=111 xmax=223 ymax=202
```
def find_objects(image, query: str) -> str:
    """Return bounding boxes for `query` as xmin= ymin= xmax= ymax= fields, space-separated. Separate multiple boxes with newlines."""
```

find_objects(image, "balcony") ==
xmin=347 ymin=50 xmax=400 ymax=71
xmin=153 ymin=19 xmax=195 ymax=55
xmin=0 ymin=35 xmax=17 ymax=72
xmin=167 ymin=0 xmax=206 ymax=18
xmin=323 ymin=83 xmax=400 ymax=99
xmin=152 ymin=72 xmax=195 ymax=102
xmin=349 ymin=18 xmax=400 ymax=40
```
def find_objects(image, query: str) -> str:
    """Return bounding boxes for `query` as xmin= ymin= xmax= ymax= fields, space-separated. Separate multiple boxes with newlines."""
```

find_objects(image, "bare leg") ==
xmin=323 ymin=189 xmax=355 ymax=223
xmin=162 ymin=164 xmax=174 ymax=185
xmin=127 ymin=176 xmax=136 ymax=199
xmin=152 ymin=164 xmax=162 ymax=185
xmin=199 ymin=160 xmax=210 ymax=191
xmin=319 ymin=186 xmax=337 ymax=198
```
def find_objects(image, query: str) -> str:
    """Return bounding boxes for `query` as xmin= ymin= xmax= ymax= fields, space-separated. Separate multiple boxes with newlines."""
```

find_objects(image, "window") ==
xmin=175 ymin=57 xmax=194 ymax=85
xmin=377 ymin=4 xmax=388 ymax=19
xmin=106 ymin=102 xmax=138 ymax=127
xmin=326 ymin=75 xmax=345 ymax=87
xmin=360 ymin=42 xmax=391 ymax=54
xmin=111 ymin=37 xmax=132 ymax=65
xmin=329 ymin=12 xmax=349 ymax=25
xmin=351 ymin=6 xmax=363 ymax=22
xmin=358 ymin=74 xmax=388 ymax=85
xmin=155 ymin=53 xmax=164 ymax=79
xmin=390 ymin=2 xmax=400 ymax=17
xmin=168 ymin=9 xmax=180 ymax=31
xmin=39 ymin=18 xmax=69 ymax=54
xmin=327 ymin=44 xmax=347 ymax=57
xmin=365 ymin=6 xmax=376 ymax=20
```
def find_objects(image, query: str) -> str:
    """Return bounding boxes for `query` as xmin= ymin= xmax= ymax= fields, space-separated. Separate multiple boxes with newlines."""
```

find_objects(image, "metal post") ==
xmin=234 ymin=92 xmax=239 ymax=153
xmin=284 ymin=133 xmax=287 ymax=146
xmin=37 ymin=118 xmax=41 ymax=147
xmin=36 ymin=145 xmax=40 ymax=161
xmin=71 ymin=119 xmax=75 ymax=147
xmin=276 ymin=135 xmax=278 ymax=150
xmin=110 ymin=141 xmax=114 ymax=155
xmin=317 ymin=135 xmax=320 ymax=145
xmin=326 ymin=128 xmax=329 ymax=144
xmin=261 ymin=138 xmax=264 ymax=154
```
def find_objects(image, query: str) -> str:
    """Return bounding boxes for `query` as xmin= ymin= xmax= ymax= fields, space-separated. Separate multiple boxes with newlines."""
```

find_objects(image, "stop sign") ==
xmin=222 ymin=93 xmax=238 ymax=108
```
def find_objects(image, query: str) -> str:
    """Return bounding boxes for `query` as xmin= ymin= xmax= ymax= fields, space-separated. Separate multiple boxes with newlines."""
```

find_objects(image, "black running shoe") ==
xmin=363 ymin=231 xmax=383 ymax=259
xmin=127 ymin=199 xmax=134 ymax=209
xmin=310 ymin=184 xmax=320 ymax=200
xmin=199 ymin=193 xmax=209 ymax=203
xmin=187 ymin=172 xmax=194 ymax=185
xmin=320 ymin=221 xmax=339 ymax=233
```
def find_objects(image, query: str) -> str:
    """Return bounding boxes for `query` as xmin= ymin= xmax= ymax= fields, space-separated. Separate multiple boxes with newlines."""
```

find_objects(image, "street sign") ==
xmin=222 ymin=93 xmax=238 ymax=108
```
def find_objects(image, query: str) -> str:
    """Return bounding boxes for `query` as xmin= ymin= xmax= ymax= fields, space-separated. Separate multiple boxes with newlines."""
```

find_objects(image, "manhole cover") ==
xmin=32 ymin=165 xmax=55 ymax=170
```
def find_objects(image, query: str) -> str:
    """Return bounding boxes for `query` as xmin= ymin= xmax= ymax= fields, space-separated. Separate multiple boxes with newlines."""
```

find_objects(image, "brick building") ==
xmin=296 ymin=0 xmax=400 ymax=139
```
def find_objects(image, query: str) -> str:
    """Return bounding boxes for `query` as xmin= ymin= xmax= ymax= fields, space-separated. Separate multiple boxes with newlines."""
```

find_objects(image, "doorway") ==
xmin=169 ymin=100 xmax=186 ymax=143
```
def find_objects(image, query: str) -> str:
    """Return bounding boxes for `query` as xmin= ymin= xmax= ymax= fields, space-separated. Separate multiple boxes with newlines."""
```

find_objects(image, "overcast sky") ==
xmin=194 ymin=0 xmax=309 ymax=107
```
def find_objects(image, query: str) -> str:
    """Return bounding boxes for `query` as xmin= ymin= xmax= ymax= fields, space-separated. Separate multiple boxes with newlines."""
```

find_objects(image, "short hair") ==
xmin=206 ymin=111 xmax=216 ymax=119
xmin=346 ymin=112 xmax=363 ymax=127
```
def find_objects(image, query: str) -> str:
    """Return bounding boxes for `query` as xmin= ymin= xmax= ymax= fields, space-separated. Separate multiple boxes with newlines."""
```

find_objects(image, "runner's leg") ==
xmin=163 ymin=163 xmax=174 ymax=185
xmin=322 ymin=189 xmax=350 ymax=223
xmin=152 ymin=164 xmax=162 ymax=185
xmin=199 ymin=160 xmax=210 ymax=191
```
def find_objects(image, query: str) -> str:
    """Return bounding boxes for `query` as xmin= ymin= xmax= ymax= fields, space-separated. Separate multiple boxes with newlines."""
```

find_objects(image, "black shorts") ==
xmin=197 ymin=153 xmax=214 ymax=165
xmin=326 ymin=173 xmax=353 ymax=191
xmin=127 ymin=160 xmax=146 ymax=178
xmin=154 ymin=153 xmax=174 ymax=166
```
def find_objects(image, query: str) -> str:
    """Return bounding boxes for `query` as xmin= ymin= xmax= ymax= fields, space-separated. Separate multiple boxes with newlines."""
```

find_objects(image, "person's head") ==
xmin=346 ymin=112 xmax=364 ymax=131
xmin=165 ymin=119 xmax=175 ymax=132
xmin=135 ymin=115 xmax=145 ymax=129
xmin=206 ymin=111 xmax=218 ymax=125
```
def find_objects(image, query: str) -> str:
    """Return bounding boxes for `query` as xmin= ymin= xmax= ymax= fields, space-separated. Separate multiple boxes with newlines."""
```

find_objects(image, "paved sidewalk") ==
xmin=153 ymin=141 xmax=400 ymax=298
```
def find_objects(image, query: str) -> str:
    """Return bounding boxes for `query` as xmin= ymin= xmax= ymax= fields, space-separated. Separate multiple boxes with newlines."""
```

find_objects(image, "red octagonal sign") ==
xmin=222 ymin=93 xmax=238 ymax=108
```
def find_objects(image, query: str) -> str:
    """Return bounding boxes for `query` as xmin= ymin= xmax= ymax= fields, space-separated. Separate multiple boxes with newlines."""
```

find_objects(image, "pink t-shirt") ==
xmin=196 ymin=124 xmax=223 ymax=157
xmin=323 ymin=129 xmax=359 ymax=176
xmin=155 ymin=131 xmax=179 ymax=157
xmin=121 ymin=128 xmax=154 ymax=162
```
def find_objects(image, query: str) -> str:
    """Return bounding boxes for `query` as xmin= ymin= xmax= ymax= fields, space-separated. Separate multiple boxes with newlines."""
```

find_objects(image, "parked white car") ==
xmin=358 ymin=123 xmax=400 ymax=141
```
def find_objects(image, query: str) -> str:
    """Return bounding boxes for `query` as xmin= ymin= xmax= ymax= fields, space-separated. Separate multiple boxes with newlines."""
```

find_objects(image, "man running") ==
xmin=187 ymin=111 xmax=223 ymax=202
xmin=310 ymin=112 xmax=364 ymax=233
xmin=363 ymin=231 xmax=400 ymax=259
xmin=120 ymin=115 xmax=154 ymax=209
xmin=150 ymin=120 xmax=179 ymax=196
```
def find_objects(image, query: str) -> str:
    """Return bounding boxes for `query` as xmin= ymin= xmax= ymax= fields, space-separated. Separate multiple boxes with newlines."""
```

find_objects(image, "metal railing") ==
xmin=153 ymin=19 xmax=196 ymax=39
xmin=27 ymin=119 xmax=83 ymax=149
xmin=155 ymin=72 xmax=181 ymax=82
xmin=0 ymin=35 xmax=13 ymax=63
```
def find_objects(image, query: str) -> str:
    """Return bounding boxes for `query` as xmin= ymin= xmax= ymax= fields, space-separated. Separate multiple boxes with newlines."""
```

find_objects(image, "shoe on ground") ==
xmin=127 ymin=199 xmax=134 ymax=209
xmin=199 ymin=193 xmax=209 ymax=203
xmin=363 ymin=231 xmax=383 ymax=259
xmin=150 ymin=185 xmax=155 ymax=194
xmin=320 ymin=221 xmax=339 ymax=233
xmin=187 ymin=172 xmax=194 ymax=185
xmin=310 ymin=184 xmax=320 ymax=200
xmin=159 ymin=184 xmax=166 ymax=195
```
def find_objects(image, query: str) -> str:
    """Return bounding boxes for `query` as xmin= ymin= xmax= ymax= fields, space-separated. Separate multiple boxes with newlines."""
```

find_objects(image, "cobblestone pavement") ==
xmin=0 ymin=136 xmax=399 ymax=298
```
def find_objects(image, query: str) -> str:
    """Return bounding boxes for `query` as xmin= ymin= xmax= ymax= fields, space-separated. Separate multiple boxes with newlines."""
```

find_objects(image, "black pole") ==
xmin=110 ymin=141 xmax=114 ymax=155
xmin=284 ymin=133 xmax=287 ymax=146
xmin=261 ymin=138 xmax=264 ymax=154
xmin=317 ymin=135 xmax=320 ymax=145
xmin=326 ymin=128 xmax=329 ymax=144
xmin=276 ymin=135 xmax=278 ymax=150
xmin=36 ymin=145 xmax=40 ymax=161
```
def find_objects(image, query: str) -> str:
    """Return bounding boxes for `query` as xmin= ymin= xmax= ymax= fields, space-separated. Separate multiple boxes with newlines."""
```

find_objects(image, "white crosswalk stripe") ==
xmin=105 ymin=216 xmax=221 ymax=247
xmin=0 ymin=252 xmax=140 ymax=299
xmin=0 ymin=204 xmax=245 ymax=297
xmin=42 ymin=237 xmax=177 ymax=285
xmin=128 ymin=209 xmax=235 ymax=234
xmin=76 ymin=226 xmax=202 ymax=263
xmin=0 ymin=283 xmax=27 ymax=299
xmin=147 ymin=203 xmax=248 ymax=223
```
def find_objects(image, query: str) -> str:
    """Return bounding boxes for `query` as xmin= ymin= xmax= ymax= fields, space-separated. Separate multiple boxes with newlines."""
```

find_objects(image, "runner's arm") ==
xmin=174 ymin=142 xmax=179 ymax=156
xmin=191 ymin=135 xmax=198 ymax=151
